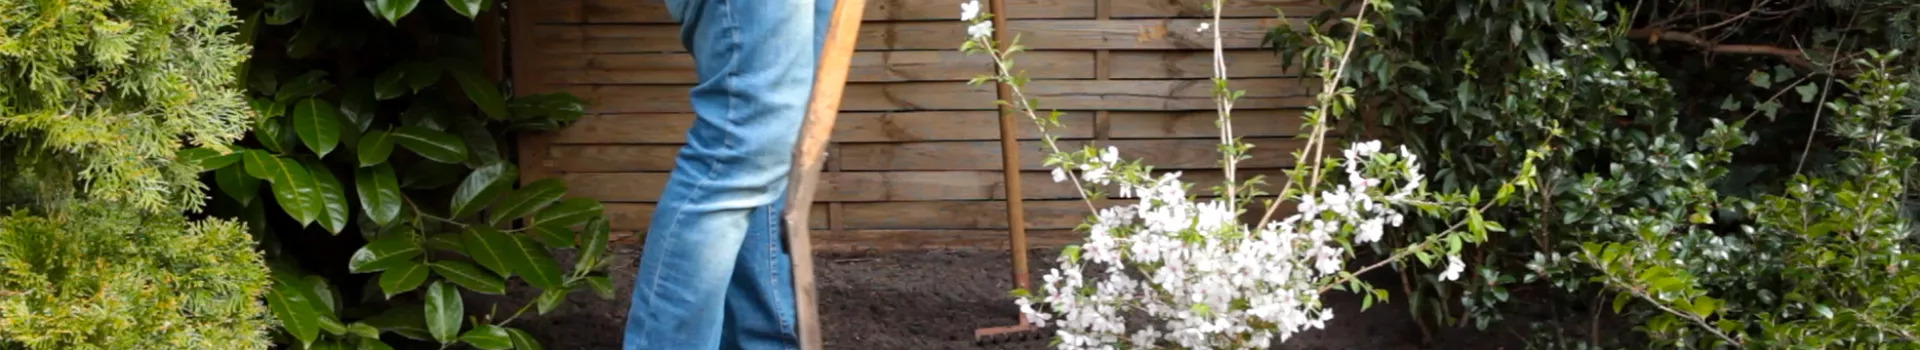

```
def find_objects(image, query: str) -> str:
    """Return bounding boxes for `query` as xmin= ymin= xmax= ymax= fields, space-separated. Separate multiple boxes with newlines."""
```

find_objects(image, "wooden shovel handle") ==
xmin=785 ymin=0 xmax=865 ymax=349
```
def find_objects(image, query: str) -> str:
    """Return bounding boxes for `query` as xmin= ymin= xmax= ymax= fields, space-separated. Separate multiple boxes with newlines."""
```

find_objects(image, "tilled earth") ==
xmin=494 ymin=247 xmax=1607 ymax=349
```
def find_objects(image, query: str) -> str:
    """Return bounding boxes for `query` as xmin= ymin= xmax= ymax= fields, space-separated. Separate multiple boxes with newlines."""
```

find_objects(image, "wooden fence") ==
xmin=510 ymin=0 xmax=1332 ymax=251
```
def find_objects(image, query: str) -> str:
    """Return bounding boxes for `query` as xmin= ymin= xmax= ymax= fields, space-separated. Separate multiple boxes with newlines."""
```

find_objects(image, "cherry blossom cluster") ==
xmin=1014 ymin=141 xmax=1441 ymax=349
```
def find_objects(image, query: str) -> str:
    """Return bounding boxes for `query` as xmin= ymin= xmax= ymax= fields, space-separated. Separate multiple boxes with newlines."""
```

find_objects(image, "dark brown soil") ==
xmin=491 ymin=247 xmax=1619 ymax=349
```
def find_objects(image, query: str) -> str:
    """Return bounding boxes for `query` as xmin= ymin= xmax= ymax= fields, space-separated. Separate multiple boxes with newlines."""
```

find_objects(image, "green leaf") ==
xmin=319 ymin=313 xmax=349 ymax=336
xmin=1613 ymin=291 xmax=1632 ymax=313
xmin=378 ymin=260 xmax=430 ymax=298
xmin=375 ymin=65 xmax=408 ymax=101
xmin=527 ymin=224 xmax=576 ymax=248
xmin=180 ymin=147 xmax=241 ymax=171
xmin=250 ymin=98 xmax=286 ymax=119
xmin=506 ymin=234 xmax=566 ymax=288
xmin=277 ymin=71 xmax=334 ymax=102
xmin=1748 ymin=70 xmax=1773 ymax=89
xmin=424 ymin=282 xmax=463 ymax=344
xmin=445 ymin=0 xmax=491 ymax=19
xmin=534 ymin=198 xmax=604 ymax=228
xmin=507 ymin=93 xmax=587 ymax=122
xmin=267 ymin=281 xmax=322 ymax=347
xmin=357 ymin=340 xmax=395 ymax=350
xmin=536 ymin=288 xmax=567 ymax=314
xmin=359 ymin=304 xmax=431 ymax=341
xmin=266 ymin=0 xmax=313 ymax=25
xmin=355 ymin=164 xmax=404 ymax=227
xmin=462 ymin=227 xmax=516 ymax=278
xmin=507 ymin=328 xmax=543 ymax=350
xmin=390 ymin=126 xmax=469 ymax=163
xmin=431 ymin=260 xmax=507 ymax=295
xmin=452 ymin=68 xmax=510 ymax=119
xmin=489 ymin=178 xmax=568 ymax=225
xmin=287 ymin=21 xmax=326 ymax=59
xmin=1797 ymin=83 xmax=1820 ymax=103
xmin=375 ymin=0 xmax=421 ymax=25
xmin=301 ymin=159 xmax=350 ymax=235
xmin=350 ymin=229 xmax=422 ymax=273
xmin=216 ymin=165 xmax=261 ymax=206
xmin=358 ymin=130 xmax=396 ymax=167
xmin=428 ymin=234 xmax=468 ymax=255
xmin=348 ymin=323 xmax=381 ymax=339
xmin=460 ymin=324 xmax=514 ymax=350
xmin=575 ymin=217 xmax=611 ymax=274
xmin=407 ymin=61 xmax=444 ymax=92
xmin=256 ymin=115 xmax=294 ymax=154
xmin=245 ymin=152 xmax=321 ymax=226
xmin=302 ymin=275 xmax=340 ymax=316
xmin=450 ymin=162 xmax=515 ymax=219
xmin=340 ymin=80 xmax=378 ymax=132
xmin=585 ymin=275 xmax=615 ymax=300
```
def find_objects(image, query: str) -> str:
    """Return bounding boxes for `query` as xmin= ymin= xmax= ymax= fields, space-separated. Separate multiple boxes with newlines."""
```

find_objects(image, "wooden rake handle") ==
xmin=784 ymin=0 xmax=865 ymax=349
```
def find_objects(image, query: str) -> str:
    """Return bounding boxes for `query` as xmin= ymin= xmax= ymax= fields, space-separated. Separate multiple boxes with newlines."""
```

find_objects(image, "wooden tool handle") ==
xmin=785 ymin=0 xmax=865 ymax=349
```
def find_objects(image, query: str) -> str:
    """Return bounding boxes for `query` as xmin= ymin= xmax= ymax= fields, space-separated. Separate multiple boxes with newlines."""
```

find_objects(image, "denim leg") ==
xmin=623 ymin=0 xmax=818 ymax=348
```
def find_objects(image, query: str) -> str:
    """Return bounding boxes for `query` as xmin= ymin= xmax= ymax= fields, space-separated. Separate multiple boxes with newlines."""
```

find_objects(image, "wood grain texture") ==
xmin=562 ymin=169 xmax=1289 ymax=202
xmin=1110 ymin=0 xmax=1340 ymax=18
xmin=530 ymin=19 xmax=1303 ymax=53
xmin=529 ymin=0 xmax=1097 ymax=24
xmin=546 ymin=109 xmax=1303 ymax=144
xmin=526 ymin=50 xmax=1298 ymax=85
xmin=553 ymin=78 xmax=1310 ymax=114
xmin=543 ymin=137 xmax=1323 ymax=172
xmin=554 ymin=81 xmax=999 ymax=113
xmin=810 ymin=229 xmax=1085 ymax=252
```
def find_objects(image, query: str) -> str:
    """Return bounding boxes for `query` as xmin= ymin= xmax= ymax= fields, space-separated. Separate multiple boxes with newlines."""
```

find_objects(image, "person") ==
xmin=624 ymin=0 xmax=835 ymax=348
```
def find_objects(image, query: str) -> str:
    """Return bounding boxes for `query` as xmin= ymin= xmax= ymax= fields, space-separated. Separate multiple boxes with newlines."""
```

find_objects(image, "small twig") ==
xmin=1598 ymin=272 xmax=1743 ymax=346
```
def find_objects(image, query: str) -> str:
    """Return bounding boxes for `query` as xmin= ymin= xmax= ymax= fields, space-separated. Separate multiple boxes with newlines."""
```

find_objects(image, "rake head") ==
xmin=973 ymin=321 xmax=1047 ymax=346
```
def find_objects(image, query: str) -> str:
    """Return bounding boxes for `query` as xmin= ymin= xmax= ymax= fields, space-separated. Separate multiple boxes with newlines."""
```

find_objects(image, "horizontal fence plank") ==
xmin=528 ymin=0 xmax=1098 ymax=24
xmin=527 ymin=49 xmax=1296 ymax=85
xmin=557 ymin=81 xmax=998 ymax=113
xmin=1023 ymin=78 xmax=1314 ymax=110
xmin=545 ymin=137 xmax=1323 ymax=172
xmin=558 ymin=78 xmax=1311 ymax=113
xmin=811 ymin=229 xmax=1085 ymax=252
xmin=836 ymin=197 xmax=1290 ymax=230
xmin=1111 ymin=0 xmax=1339 ymax=18
xmin=546 ymin=109 xmax=1303 ymax=144
xmin=531 ymin=19 xmax=1302 ymax=53
xmin=562 ymin=169 xmax=1290 ymax=202
xmin=606 ymin=203 xmax=829 ymax=231
xmin=835 ymin=137 xmax=1318 ymax=171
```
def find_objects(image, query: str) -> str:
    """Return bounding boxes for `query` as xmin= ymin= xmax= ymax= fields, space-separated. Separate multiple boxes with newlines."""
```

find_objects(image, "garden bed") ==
xmin=495 ymin=248 xmax=1611 ymax=349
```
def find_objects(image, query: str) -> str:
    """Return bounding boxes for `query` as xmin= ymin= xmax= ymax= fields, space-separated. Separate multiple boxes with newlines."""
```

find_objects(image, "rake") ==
xmin=971 ymin=0 xmax=1051 ymax=345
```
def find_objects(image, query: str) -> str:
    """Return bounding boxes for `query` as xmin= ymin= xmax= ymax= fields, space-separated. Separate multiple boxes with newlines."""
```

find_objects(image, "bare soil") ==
xmin=493 ymin=247 xmax=1618 ymax=349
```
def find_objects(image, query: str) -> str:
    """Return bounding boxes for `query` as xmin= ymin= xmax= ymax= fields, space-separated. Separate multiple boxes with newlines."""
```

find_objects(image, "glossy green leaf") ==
xmin=294 ymin=99 xmax=344 ymax=157
xmin=504 ymin=233 xmax=566 ymax=289
xmin=391 ymin=126 xmax=469 ymax=163
xmin=460 ymin=324 xmax=513 ymax=350
xmin=340 ymin=79 xmax=378 ymax=131
xmin=431 ymin=260 xmax=507 ymax=295
xmin=357 ymin=339 xmax=394 ymax=350
xmin=216 ymin=165 xmax=261 ymax=206
xmin=301 ymin=159 xmax=350 ymax=234
xmin=319 ymin=315 xmax=348 ymax=336
xmin=575 ymin=218 xmax=611 ymax=274
xmin=508 ymin=93 xmax=588 ymax=122
xmin=445 ymin=0 xmax=490 ymax=19
xmin=302 ymin=275 xmax=339 ymax=317
xmin=378 ymin=260 xmax=429 ymax=298
xmin=349 ymin=229 xmax=422 ymax=273
xmin=180 ymin=147 xmax=240 ymax=171
xmin=427 ymin=234 xmax=468 ymax=255
xmin=348 ymin=322 xmax=381 ymax=339
xmin=355 ymin=164 xmax=404 ymax=227
xmin=534 ymin=198 xmax=604 ymax=229
xmin=375 ymin=65 xmax=408 ymax=100
xmin=255 ymin=115 xmax=294 ymax=154
xmin=250 ymin=98 xmax=286 ymax=119
xmin=276 ymin=71 xmax=334 ymax=102
xmin=267 ymin=281 xmax=321 ymax=347
xmin=358 ymin=130 xmax=396 ymax=167
xmin=527 ymin=224 xmax=576 ymax=248
xmin=536 ymin=288 xmax=567 ymax=315
xmin=375 ymin=0 xmax=421 ymax=26
xmin=462 ymin=227 xmax=515 ymax=278
xmin=585 ymin=275 xmax=615 ymax=300
xmin=507 ymin=328 xmax=543 ymax=350
xmin=425 ymin=282 xmax=463 ymax=344
xmin=452 ymin=67 xmax=510 ymax=119
xmin=451 ymin=117 xmax=501 ymax=167
xmin=450 ymin=162 xmax=515 ymax=219
xmin=489 ymin=178 xmax=568 ymax=225
xmin=265 ymin=0 xmax=312 ymax=24
xmin=359 ymin=304 xmax=431 ymax=341
xmin=407 ymin=60 xmax=444 ymax=92
xmin=245 ymin=152 xmax=320 ymax=226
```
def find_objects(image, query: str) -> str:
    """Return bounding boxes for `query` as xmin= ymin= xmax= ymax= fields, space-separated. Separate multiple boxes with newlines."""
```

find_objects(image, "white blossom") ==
xmin=1196 ymin=22 xmax=1210 ymax=32
xmin=967 ymin=21 xmax=993 ymax=40
xmin=1439 ymin=255 xmax=1465 ymax=281
xmin=960 ymin=0 xmax=981 ymax=21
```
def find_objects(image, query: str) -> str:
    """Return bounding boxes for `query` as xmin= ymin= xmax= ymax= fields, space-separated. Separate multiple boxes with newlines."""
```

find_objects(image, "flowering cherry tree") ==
xmin=958 ymin=0 xmax=1547 ymax=348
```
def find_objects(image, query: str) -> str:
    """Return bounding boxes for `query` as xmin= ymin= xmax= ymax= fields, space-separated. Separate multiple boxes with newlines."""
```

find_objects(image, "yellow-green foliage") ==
xmin=0 ymin=201 xmax=271 ymax=349
xmin=0 ymin=0 xmax=254 ymax=212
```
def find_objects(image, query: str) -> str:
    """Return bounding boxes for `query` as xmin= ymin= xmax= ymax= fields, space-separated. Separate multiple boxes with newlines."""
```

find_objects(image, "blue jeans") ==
xmin=624 ymin=0 xmax=833 ymax=349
